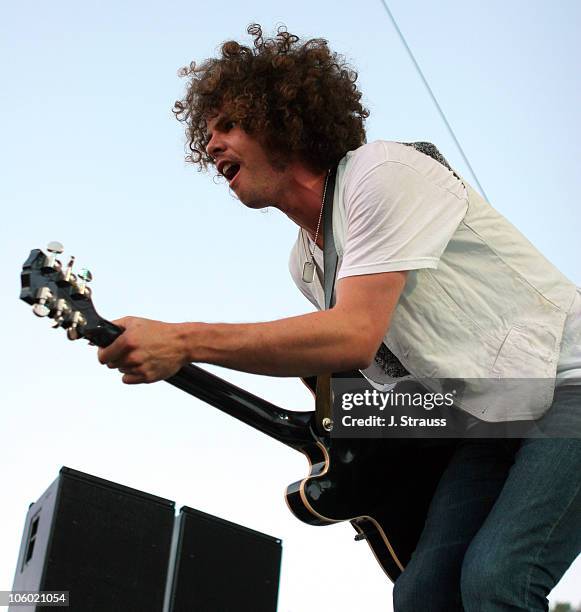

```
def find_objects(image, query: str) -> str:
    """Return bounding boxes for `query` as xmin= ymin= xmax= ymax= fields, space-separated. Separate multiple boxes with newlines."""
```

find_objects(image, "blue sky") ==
xmin=1 ymin=1 xmax=580 ymax=609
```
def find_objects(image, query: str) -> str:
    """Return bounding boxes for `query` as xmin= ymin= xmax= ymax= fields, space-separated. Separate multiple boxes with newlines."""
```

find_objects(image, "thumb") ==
xmin=111 ymin=316 xmax=133 ymax=330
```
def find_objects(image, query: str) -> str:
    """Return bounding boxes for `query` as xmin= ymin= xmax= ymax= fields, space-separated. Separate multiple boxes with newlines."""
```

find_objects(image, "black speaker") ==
xmin=166 ymin=506 xmax=282 ymax=612
xmin=11 ymin=467 xmax=175 ymax=612
xmin=11 ymin=468 xmax=282 ymax=611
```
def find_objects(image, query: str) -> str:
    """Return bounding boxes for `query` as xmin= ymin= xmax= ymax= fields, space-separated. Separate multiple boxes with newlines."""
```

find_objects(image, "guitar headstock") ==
xmin=20 ymin=242 xmax=122 ymax=348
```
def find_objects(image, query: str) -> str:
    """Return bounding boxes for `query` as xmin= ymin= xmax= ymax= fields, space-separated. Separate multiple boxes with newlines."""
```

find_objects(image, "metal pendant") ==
xmin=302 ymin=261 xmax=315 ymax=283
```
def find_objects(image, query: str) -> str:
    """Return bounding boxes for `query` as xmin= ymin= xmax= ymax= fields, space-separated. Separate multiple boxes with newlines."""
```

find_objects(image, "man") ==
xmin=97 ymin=24 xmax=581 ymax=611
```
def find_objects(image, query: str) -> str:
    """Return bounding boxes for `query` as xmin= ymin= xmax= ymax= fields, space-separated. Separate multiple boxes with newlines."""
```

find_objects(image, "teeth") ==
xmin=218 ymin=161 xmax=239 ymax=182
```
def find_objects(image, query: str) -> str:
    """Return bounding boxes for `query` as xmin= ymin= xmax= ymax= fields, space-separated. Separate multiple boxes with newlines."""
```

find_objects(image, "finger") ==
xmin=118 ymin=367 xmax=139 ymax=375
xmin=122 ymin=373 xmax=146 ymax=385
xmin=98 ymin=345 xmax=114 ymax=364
xmin=114 ymin=355 xmax=143 ymax=371
xmin=98 ymin=337 xmax=130 ymax=365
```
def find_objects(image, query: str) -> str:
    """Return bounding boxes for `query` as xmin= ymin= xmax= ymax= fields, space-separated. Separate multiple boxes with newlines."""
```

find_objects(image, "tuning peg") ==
xmin=44 ymin=241 xmax=65 ymax=271
xmin=47 ymin=241 xmax=64 ymax=255
xmin=32 ymin=287 xmax=54 ymax=317
xmin=50 ymin=300 xmax=74 ymax=329
xmin=67 ymin=327 xmax=81 ymax=340
xmin=75 ymin=268 xmax=93 ymax=296
xmin=63 ymin=255 xmax=76 ymax=283
xmin=66 ymin=311 xmax=87 ymax=341
xmin=51 ymin=298 xmax=70 ymax=323
xmin=32 ymin=303 xmax=51 ymax=317
xmin=78 ymin=268 xmax=93 ymax=283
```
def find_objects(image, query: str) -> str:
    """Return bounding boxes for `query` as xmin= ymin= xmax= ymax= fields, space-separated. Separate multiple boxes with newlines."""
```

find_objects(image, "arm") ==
xmin=97 ymin=270 xmax=407 ymax=384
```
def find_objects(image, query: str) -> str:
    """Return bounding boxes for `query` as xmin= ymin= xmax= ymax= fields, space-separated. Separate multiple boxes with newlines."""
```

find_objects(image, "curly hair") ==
xmin=173 ymin=24 xmax=369 ymax=172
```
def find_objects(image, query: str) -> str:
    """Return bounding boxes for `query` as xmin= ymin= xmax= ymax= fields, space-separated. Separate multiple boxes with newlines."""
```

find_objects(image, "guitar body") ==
xmin=285 ymin=432 xmax=456 ymax=581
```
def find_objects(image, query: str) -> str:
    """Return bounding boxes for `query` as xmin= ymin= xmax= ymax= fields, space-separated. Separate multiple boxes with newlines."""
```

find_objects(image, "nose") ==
xmin=206 ymin=131 xmax=225 ymax=160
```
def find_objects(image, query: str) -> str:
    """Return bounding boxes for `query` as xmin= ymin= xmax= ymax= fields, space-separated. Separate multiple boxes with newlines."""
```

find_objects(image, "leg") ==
xmin=461 ymin=387 xmax=581 ymax=611
xmin=393 ymin=438 xmax=519 ymax=612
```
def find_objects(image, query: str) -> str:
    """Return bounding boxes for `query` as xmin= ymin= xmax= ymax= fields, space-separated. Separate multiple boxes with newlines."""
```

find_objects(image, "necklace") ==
xmin=302 ymin=170 xmax=330 ymax=283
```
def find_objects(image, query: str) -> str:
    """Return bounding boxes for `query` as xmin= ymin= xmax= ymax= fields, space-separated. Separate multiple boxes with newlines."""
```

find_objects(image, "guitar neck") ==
xmin=166 ymin=364 xmax=314 ymax=451
xmin=87 ymin=321 xmax=315 ymax=451
xmin=20 ymin=248 xmax=315 ymax=452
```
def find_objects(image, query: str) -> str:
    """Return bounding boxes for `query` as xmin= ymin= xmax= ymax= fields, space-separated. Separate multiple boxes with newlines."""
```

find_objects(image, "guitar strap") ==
xmin=315 ymin=165 xmax=338 ymax=435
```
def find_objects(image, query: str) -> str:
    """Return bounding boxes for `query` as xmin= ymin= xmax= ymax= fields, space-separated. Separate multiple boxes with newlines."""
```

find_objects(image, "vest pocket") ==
xmin=491 ymin=324 xmax=557 ymax=378
xmin=486 ymin=324 xmax=557 ymax=418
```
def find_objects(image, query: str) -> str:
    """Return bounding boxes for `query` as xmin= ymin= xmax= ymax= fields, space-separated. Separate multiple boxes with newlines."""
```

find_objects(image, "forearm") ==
xmin=97 ymin=273 xmax=402 ymax=384
xmin=179 ymin=309 xmax=374 ymax=377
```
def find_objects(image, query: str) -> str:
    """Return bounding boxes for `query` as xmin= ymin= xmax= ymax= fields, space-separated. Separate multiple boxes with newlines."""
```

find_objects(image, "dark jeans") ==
xmin=393 ymin=385 xmax=581 ymax=611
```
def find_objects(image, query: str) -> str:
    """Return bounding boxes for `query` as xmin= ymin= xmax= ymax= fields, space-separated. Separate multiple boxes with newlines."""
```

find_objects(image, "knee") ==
xmin=460 ymin=547 xmax=519 ymax=610
xmin=393 ymin=571 xmax=427 ymax=612
xmin=394 ymin=568 xmax=461 ymax=612
xmin=460 ymin=554 xmax=497 ymax=608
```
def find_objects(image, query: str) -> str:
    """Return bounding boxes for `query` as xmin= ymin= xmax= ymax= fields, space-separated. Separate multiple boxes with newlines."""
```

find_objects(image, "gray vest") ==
xmin=292 ymin=142 xmax=577 ymax=421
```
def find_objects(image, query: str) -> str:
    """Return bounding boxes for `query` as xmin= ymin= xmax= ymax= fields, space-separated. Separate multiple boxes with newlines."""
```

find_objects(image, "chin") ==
xmin=238 ymin=192 xmax=271 ymax=210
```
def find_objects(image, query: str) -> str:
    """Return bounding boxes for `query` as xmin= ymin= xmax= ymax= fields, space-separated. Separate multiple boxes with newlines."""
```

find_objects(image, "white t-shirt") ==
xmin=289 ymin=141 xmax=581 ymax=386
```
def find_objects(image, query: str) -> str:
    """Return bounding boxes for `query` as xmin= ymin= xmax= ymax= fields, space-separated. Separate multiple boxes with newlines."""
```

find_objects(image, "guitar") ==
xmin=20 ymin=243 xmax=457 ymax=582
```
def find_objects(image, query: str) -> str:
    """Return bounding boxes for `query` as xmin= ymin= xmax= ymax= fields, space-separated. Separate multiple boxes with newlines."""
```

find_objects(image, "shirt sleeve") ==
xmin=337 ymin=158 xmax=468 ymax=280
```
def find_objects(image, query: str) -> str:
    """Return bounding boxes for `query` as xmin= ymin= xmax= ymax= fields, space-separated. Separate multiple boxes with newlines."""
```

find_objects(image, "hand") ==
xmin=97 ymin=316 xmax=189 ymax=384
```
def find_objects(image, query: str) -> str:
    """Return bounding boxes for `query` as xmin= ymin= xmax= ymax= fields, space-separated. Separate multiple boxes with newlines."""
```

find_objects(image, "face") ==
xmin=205 ymin=113 xmax=285 ymax=209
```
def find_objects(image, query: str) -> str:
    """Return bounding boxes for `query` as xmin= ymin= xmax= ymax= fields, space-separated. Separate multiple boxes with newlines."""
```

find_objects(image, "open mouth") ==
xmin=222 ymin=162 xmax=240 ymax=184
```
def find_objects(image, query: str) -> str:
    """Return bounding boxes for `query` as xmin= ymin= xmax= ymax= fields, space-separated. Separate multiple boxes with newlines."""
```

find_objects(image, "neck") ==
xmin=271 ymin=163 xmax=328 ymax=243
